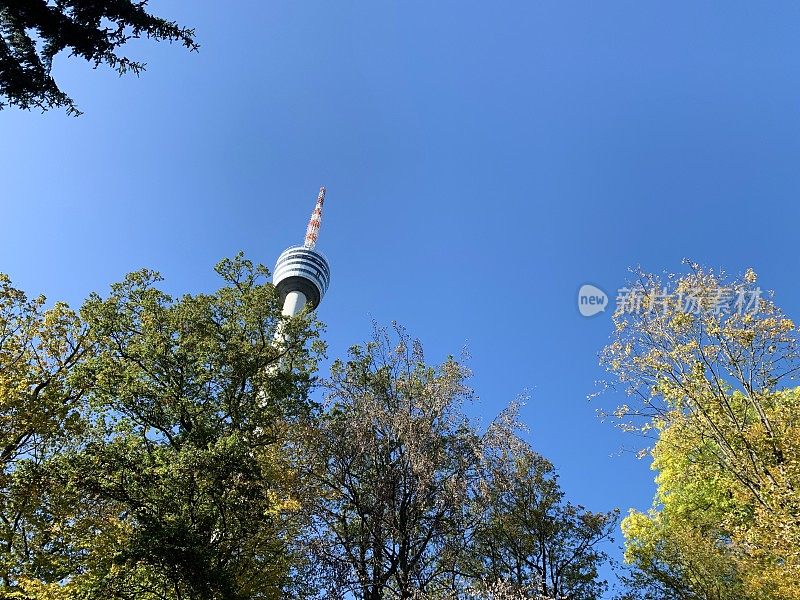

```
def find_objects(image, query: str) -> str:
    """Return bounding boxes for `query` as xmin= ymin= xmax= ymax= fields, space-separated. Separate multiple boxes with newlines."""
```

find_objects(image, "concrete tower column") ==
xmin=281 ymin=290 xmax=307 ymax=317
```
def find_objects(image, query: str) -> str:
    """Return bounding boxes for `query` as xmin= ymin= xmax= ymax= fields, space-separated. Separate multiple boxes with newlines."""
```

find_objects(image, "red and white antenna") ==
xmin=303 ymin=186 xmax=325 ymax=249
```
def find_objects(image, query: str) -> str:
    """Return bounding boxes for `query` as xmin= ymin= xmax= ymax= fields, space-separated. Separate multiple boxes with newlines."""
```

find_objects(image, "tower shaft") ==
xmin=282 ymin=290 xmax=307 ymax=316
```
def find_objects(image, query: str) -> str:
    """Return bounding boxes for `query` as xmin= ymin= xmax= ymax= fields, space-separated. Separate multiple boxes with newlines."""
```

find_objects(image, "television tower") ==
xmin=273 ymin=187 xmax=331 ymax=316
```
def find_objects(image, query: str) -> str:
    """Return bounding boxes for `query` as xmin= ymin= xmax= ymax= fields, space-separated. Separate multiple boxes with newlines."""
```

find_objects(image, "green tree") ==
xmin=470 ymin=442 xmax=618 ymax=600
xmin=0 ymin=0 xmax=197 ymax=115
xmin=308 ymin=325 xmax=617 ymax=600
xmin=0 ymin=255 xmax=325 ymax=599
xmin=67 ymin=254 xmax=323 ymax=599
xmin=602 ymin=265 xmax=800 ymax=600
xmin=307 ymin=325 xmax=482 ymax=600
xmin=0 ymin=273 xmax=91 ymax=592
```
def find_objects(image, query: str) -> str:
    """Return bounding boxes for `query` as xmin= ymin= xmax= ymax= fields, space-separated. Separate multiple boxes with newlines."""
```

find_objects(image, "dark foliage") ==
xmin=0 ymin=0 xmax=197 ymax=115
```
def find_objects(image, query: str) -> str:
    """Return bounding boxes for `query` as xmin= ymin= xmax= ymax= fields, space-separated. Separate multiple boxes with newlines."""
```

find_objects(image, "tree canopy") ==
xmin=0 ymin=0 xmax=197 ymax=115
xmin=9 ymin=255 xmax=799 ymax=599
xmin=306 ymin=325 xmax=618 ymax=600
xmin=0 ymin=255 xmax=324 ymax=599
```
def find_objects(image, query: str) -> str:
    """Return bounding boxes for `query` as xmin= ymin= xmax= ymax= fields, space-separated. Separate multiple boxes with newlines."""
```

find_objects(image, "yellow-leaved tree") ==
xmin=601 ymin=264 xmax=800 ymax=600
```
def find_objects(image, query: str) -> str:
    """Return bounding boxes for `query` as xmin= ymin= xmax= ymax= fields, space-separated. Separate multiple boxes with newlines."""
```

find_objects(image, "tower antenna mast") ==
xmin=304 ymin=186 xmax=325 ymax=250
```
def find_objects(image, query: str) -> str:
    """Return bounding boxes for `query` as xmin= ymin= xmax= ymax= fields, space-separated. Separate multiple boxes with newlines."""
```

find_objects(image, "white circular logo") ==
xmin=578 ymin=284 xmax=608 ymax=317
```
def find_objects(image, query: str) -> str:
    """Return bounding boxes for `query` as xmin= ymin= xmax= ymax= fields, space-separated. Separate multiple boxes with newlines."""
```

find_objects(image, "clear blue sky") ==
xmin=3 ymin=1 xmax=800 ymax=593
